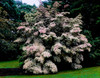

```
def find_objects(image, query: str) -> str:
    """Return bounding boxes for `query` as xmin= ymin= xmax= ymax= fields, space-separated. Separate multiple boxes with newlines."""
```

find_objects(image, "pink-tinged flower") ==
xmin=17 ymin=26 xmax=25 ymax=30
xmin=42 ymin=51 xmax=51 ymax=58
xmin=52 ymin=43 xmax=62 ymax=55
xmin=51 ymin=18 xmax=57 ymax=21
xmin=26 ymin=45 xmax=30 ymax=49
xmin=34 ymin=31 xmax=38 ymax=36
xmin=53 ymin=46 xmax=59 ymax=52
xmin=61 ymin=33 xmax=69 ymax=37
xmin=80 ymin=34 xmax=88 ymax=42
xmin=40 ymin=34 xmax=47 ymax=38
xmin=35 ymin=21 xmax=43 ymax=25
xmin=56 ymin=13 xmax=63 ymax=17
xmin=25 ymin=45 xmax=38 ymax=54
xmin=63 ymin=23 xmax=67 ymax=26
xmin=62 ymin=23 xmax=71 ymax=28
xmin=31 ymin=46 xmax=39 ymax=52
xmin=87 ymin=48 xmax=91 ymax=52
xmin=64 ymin=4 xmax=69 ymax=8
xmin=86 ymin=43 xmax=92 ymax=47
xmin=35 ymin=53 xmax=41 ymax=56
xmin=53 ymin=1 xmax=60 ymax=8
xmin=70 ymin=27 xmax=82 ymax=33
xmin=20 ymin=22 xmax=29 ymax=26
xmin=49 ymin=22 xmax=56 ymax=28
xmin=45 ymin=12 xmax=50 ymax=17
xmin=25 ymin=27 xmax=31 ymax=32
xmin=79 ymin=49 xmax=84 ymax=52
xmin=39 ymin=27 xmax=46 ymax=34
xmin=64 ymin=56 xmax=72 ymax=63
xmin=39 ymin=47 xmax=45 ymax=53
xmin=49 ymin=32 xmax=57 ymax=37
xmin=40 ymin=34 xmax=49 ymax=40
xmin=79 ymin=43 xmax=91 ymax=49
xmin=73 ymin=24 xmax=79 ymax=27
xmin=79 ymin=44 xmax=86 ymax=48
xmin=44 ymin=60 xmax=58 ymax=73
xmin=23 ymin=61 xmax=33 ymax=69
xmin=44 ymin=36 xmax=48 ymax=40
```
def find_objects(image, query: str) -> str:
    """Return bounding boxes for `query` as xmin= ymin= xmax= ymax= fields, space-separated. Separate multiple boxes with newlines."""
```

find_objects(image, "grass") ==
xmin=0 ymin=60 xmax=100 ymax=78
xmin=0 ymin=60 xmax=19 ymax=68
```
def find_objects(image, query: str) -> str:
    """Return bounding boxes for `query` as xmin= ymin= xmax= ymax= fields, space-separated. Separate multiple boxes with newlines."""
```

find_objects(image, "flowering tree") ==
xmin=15 ymin=2 xmax=92 ymax=74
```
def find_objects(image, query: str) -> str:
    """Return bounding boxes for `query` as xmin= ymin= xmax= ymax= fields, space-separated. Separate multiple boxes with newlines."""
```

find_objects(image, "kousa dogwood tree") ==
xmin=14 ymin=2 xmax=92 ymax=74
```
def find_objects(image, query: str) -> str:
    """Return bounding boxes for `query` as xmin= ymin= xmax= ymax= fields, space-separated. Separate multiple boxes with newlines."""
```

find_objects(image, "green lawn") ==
xmin=0 ymin=60 xmax=100 ymax=78
xmin=0 ymin=60 xmax=19 ymax=68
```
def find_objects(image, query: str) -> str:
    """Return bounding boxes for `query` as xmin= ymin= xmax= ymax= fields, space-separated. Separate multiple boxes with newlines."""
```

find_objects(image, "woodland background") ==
xmin=0 ymin=0 xmax=100 ymax=74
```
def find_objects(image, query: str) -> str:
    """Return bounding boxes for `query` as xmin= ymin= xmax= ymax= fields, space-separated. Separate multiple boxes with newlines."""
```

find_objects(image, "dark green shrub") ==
xmin=0 ymin=6 xmax=20 ymax=61
xmin=0 ymin=0 xmax=21 ymax=21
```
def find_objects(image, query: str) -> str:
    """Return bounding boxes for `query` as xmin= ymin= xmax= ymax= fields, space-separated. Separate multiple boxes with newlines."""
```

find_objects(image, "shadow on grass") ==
xmin=0 ymin=68 xmax=25 ymax=76
xmin=0 ymin=68 xmax=57 ymax=76
xmin=0 ymin=66 xmax=98 ymax=76
xmin=0 ymin=62 xmax=72 ymax=76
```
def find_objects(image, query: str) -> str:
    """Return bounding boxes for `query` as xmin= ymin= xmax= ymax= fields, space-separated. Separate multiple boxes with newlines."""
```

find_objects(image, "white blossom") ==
xmin=42 ymin=50 xmax=52 ymax=58
xmin=64 ymin=56 xmax=72 ymax=63
xmin=71 ymin=63 xmax=82 ymax=69
xmin=44 ymin=61 xmax=58 ymax=73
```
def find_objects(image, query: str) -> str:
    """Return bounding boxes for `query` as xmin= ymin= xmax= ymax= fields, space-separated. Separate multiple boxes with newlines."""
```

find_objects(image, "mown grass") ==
xmin=0 ymin=60 xmax=19 ymax=68
xmin=0 ymin=60 xmax=100 ymax=78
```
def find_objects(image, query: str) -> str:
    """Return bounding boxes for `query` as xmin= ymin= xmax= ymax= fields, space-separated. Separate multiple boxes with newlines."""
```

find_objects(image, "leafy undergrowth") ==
xmin=0 ymin=60 xmax=19 ymax=68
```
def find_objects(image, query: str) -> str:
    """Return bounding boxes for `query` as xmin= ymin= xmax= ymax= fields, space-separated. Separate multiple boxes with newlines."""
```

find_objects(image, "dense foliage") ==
xmin=15 ymin=2 xmax=91 ymax=74
xmin=19 ymin=4 xmax=36 ymax=13
xmin=21 ymin=5 xmax=37 ymax=23
xmin=0 ymin=0 xmax=21 ymax=21
xmin=16 ymin=3 xmax=37 ymax=22
xmin=69 ymin=0 xmax=100 ymax=36
xmin=0 ymin=6 xmax=19 ymax=61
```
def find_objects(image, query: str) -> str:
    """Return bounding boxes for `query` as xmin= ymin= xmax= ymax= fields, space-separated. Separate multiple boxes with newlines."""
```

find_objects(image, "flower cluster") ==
xmin=15 ymin=2 xmax=92 ymax=74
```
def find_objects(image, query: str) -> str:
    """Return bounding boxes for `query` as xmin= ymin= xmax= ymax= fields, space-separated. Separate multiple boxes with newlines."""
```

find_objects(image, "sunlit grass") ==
xmin=0 ymin=60 xmax=19 ymax=68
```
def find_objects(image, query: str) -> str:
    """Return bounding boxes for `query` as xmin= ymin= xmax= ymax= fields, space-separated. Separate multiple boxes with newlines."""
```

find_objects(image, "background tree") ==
xmin=18 ymin=4 xmax=36 ymax=13
xmin=0 ymin=0 xmax=21 ymax=21
xmin=0 ymin=6 xmax=20 ymax=61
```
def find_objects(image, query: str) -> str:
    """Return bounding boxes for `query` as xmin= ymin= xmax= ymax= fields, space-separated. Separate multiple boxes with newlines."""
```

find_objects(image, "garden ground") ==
xmin=0 ymin=60 xmax=100 ymax=78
